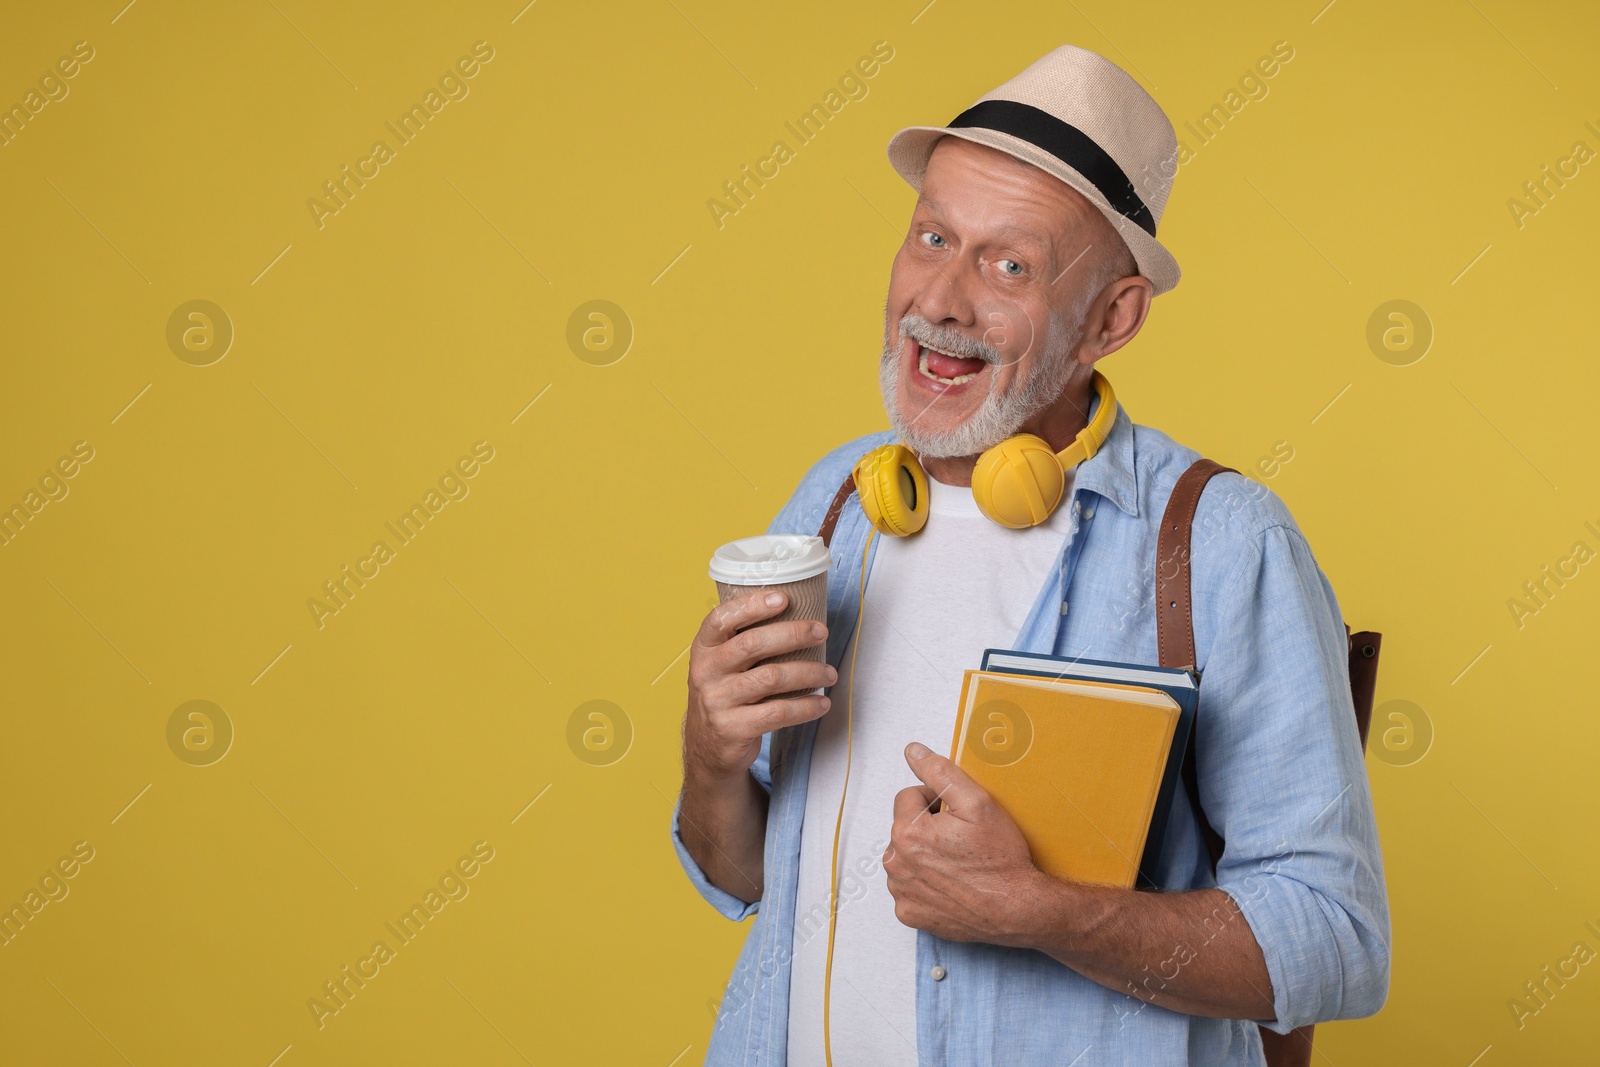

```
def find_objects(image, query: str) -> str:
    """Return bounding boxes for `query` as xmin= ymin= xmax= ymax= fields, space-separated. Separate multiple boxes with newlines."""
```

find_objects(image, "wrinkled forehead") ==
xmin=918 ymin=136 xmax=1104 ymax=251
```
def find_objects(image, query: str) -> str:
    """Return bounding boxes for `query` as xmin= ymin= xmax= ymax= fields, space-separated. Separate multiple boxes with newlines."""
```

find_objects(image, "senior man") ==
xmin=672 ymin=44 xmax=1390 ymax=1066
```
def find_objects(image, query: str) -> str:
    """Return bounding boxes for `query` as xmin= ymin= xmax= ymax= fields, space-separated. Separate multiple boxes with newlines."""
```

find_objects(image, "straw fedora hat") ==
xmin=886 ymin=44 xmax=1182 ymax=296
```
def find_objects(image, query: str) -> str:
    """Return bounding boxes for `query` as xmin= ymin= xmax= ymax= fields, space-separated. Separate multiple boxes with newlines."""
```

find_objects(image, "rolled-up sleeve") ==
xmin=670 ymin=733 xmax=773 ymax=921
xmin=1194 ymin=522 xmax=1392 ymax=1032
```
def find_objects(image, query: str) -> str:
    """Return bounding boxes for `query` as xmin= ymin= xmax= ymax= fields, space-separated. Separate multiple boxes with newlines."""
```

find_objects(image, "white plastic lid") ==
xmin=709 ymin=535 xmax=831 ymax=585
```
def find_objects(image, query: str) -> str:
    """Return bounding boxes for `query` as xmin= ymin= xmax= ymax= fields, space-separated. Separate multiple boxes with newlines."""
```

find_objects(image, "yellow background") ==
xmin=1 ymin=0 xmax=1596 ymax=1063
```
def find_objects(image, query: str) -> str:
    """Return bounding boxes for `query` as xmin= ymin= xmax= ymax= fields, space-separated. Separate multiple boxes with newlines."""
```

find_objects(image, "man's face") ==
xmin=881 ymin=137 xmax=1107 ymax=459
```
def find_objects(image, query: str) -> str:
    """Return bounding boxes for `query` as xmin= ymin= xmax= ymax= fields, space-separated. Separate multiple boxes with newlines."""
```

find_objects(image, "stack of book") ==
xmin=947 ymin=649 xmax=1198 ymax=889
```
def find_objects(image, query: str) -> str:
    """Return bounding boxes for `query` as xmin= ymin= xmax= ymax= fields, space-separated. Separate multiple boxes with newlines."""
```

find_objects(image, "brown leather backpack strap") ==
xmin=1156 ymin=458 xmax=1235 ymax=672
xmin=1158 ymin=459 xmax=1236 ymax=869
xmin=816 ymin=471 xmax=858 ymax=547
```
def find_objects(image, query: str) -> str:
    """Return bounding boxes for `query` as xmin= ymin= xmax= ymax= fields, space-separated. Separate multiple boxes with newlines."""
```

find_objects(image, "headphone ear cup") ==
xmin=854 ymin=444 xmax=929 ymax=537
xmin=972 ymin=435 xmax=1066 ymax=529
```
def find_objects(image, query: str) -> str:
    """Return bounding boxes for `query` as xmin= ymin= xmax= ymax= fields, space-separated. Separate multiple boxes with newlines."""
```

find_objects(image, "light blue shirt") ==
xmin=671 ymin=395 xmax=1391 ymax=1066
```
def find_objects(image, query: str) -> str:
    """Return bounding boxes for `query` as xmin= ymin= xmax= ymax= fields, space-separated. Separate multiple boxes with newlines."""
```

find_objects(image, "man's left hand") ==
xmin=883 ymin=741 xmax=1043 ymax=944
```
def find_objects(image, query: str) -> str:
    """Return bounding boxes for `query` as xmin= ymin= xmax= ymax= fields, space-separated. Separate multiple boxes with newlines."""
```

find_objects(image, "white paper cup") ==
xmin=710 ymin=535 xmax=830 ymax=701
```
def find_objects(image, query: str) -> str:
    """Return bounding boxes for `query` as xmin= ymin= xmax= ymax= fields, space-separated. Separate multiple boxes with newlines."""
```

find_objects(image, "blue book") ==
xmin=978 ymin=648 xmax=1197 ymax=890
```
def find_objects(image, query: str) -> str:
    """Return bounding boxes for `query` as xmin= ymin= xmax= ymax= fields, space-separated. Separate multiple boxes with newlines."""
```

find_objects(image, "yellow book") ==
xmin=948 ymin=670 xmax=1182 ymax=889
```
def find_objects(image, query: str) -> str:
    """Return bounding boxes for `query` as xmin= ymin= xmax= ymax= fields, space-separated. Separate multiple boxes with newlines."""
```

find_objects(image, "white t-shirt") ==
xmin=786 ymin=472 xmax=1077 ymax=1066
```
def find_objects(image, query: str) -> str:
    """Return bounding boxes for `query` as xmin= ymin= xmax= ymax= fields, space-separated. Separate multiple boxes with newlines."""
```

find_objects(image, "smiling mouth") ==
xmin=914 ymin=340 xmax=990 ymax=386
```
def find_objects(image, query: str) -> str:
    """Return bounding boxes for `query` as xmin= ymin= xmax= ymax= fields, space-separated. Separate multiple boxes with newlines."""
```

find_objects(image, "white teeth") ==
xmin=917 ymin=344 xmax=981 ymax=386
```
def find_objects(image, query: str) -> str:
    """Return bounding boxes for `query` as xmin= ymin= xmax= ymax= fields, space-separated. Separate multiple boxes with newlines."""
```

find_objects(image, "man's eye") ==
xmin=998 ymin=259 xmax=1023 ymax=276
xmin=920 ymin=231 xmax=946 ymax=249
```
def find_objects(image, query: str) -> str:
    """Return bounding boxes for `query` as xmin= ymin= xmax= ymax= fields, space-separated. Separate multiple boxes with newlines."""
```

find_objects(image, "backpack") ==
xmin=1160 ymin=459 xmax=1382 ymax=1067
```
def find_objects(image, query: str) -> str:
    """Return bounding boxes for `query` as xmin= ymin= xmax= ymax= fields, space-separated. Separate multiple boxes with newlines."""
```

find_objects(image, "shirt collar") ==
xmin=1071 ymin=384 xmax=1140 ymax=518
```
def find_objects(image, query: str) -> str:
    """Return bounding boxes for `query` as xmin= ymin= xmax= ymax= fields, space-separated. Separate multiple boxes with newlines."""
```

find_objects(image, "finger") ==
xmin=714 ymin=693 xmax=831 ymax=739
xmin=903 ymin=741 xmax=988 ymax=814
xmin=751 ymin=693 xmax=832 ymax=732
xmin=732 ymin=659 xmax=837 ymax=704
xmin=892 ymin=783 xmax=938 ymax=826
xmin=696 ymin=589 xmax=789 ymax=649
xmin=719 ymin=619 xmax=829 ymax=674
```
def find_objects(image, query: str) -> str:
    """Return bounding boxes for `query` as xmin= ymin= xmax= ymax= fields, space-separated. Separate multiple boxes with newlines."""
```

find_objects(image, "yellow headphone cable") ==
xmin=822 ymin=524 xmax=875 ymax=1067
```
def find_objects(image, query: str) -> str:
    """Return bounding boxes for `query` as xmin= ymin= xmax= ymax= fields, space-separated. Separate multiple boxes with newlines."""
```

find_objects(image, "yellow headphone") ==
xmin=852 ymin=370 xmax=1118 ymax=534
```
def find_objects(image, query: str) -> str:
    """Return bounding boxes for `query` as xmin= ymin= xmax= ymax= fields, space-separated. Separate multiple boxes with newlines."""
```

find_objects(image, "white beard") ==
xmin=879 ymin=307 xmax=1086 ymax=459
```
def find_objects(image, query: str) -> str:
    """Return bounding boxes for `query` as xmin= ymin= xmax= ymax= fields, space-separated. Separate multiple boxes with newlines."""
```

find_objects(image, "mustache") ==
xmin=896 ymin=314 xmax=999 ymax=364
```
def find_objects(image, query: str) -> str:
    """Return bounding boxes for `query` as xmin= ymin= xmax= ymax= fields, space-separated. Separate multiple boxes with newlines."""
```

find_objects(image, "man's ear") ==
xmin=1077 ymin=274 xmax=1153 ymax=365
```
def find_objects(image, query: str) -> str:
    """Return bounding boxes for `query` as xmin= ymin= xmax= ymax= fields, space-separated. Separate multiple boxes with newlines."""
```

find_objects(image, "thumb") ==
xmin=904 ymin=741 xmax=984 ymax=814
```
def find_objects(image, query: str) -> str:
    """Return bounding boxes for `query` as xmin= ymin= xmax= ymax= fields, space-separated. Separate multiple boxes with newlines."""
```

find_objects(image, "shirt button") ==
xmin=930 ymin=966 xmax=947 ymax=981
xmin=1083 ymin=507 xmax=1094 ymax=519
xmin=1059 ymin=600 xmax=1070 ymax=615
xmin=1072 ymin=500 xmax=1082 ymax=515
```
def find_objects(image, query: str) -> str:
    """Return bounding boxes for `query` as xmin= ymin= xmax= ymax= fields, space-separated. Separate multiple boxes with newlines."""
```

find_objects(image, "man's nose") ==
xmin=912 ymin=260 xmax=980 ymax=328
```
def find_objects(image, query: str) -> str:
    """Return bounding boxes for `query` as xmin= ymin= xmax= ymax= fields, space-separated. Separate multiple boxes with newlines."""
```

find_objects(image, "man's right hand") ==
xmin=683 ymin=589 xmax=837 ymax=784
